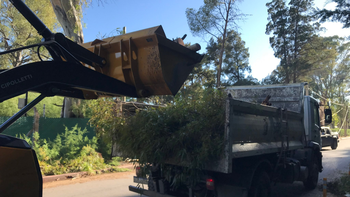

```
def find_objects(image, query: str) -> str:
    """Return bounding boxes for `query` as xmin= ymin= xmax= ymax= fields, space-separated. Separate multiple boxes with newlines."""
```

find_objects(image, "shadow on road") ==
xmin=271 ymin=182 xmax=321 ymax=197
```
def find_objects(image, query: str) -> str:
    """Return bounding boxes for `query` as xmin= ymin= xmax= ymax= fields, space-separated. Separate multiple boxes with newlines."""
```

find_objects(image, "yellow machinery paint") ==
xmin=80 ymin=26 xmax=202 ymax=99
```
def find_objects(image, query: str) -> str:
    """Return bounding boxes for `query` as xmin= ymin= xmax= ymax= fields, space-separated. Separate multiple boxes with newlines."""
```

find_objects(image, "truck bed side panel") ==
xmin=226 ymin=83 xmax=306 ymax=113
xmin=205 ymin=98 xmax=305 ymax=174
xmin=228 ymin=99 xmax=304 ymax=158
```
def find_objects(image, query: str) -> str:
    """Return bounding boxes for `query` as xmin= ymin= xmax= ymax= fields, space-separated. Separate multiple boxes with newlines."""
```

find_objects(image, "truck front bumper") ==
xmin=129 ymin=186 xmax=176 ymax=197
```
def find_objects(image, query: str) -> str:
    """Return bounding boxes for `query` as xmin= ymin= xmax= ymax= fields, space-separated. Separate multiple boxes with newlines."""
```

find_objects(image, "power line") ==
xmin=337 ymin=107 xmax=348 ymax=134
xmin=309 ymin=88 xmax=345 ymax=107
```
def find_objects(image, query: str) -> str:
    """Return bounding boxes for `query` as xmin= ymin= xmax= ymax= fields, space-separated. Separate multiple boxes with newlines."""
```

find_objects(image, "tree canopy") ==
xmin=317 ymin=0 xmax=350 ymax=28
xmin=206 ymin=30 xmax=256 ymax=85
xmin=266 ymin=0 xmax=322 ymax=83
xmin=186 ymin=0 xmax=246 ymax=87
xmin=0 ymin=0 xmax=56 ymax=69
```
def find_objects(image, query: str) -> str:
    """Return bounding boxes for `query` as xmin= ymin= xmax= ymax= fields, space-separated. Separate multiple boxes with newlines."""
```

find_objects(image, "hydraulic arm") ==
xmin=0 ymin=0 xmax=203 ymax=133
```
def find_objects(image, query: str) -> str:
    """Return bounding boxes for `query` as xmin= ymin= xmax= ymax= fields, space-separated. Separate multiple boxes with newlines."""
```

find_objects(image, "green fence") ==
xmin=0 ymin=117 xmax=95 ymax=140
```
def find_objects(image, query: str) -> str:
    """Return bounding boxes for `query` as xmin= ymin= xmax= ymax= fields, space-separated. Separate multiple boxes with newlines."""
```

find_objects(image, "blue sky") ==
xmin=82 ymin=0 xmax=350 ymax=81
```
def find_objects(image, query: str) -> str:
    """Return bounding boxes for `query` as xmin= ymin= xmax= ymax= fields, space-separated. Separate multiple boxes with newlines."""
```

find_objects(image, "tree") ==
xmin=288 ymin=0 xmax=320 ymax=82
xmin=49 ymin=0 xmax=86 ymax=118
xmin=177 ymin=57 xmax=216 ymax=100
xmin=261 ymin=69 xmax=283 ymax=85
xmin=206 ymin=30 xmax=255 ymax=85
xmin=0 ymin=0 xmax=60 ymax=117
xmin=49 ymin=1 xmax=111 ymax=118
xmin=0 ymin=93 xmax=63 ymax=117
xmin=50 ymin=0 xmax=86 ymax=43
xmin=317 ymin=0 xmax=350 ymax=28
xmin=0 ymin=0 xmax=56 ymax=69
xmin=266 ymin=0 xmax=291 ymax=82
xmin=305 ymin=36 xmax=350 ymax=129
xmin=222 ymin=31 xmax=252 ymax=85
xmin=266 ymin=0 xmax=321 ymax=83
xmin=186 ymin=0 xmax=246 ymax=87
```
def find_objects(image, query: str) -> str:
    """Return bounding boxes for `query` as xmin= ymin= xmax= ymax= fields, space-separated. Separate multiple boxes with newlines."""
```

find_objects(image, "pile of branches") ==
xmin=116 ymin=89 xmax=226 ymax=186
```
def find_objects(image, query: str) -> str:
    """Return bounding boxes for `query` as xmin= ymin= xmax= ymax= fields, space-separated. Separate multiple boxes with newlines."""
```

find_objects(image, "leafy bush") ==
xmin=19 ymin=125 xmax=125 ymax=176
xmin=327 ymin=174 xmax=350 ymax=195
xmin=116 ymin=89 xmax=226 ymax=186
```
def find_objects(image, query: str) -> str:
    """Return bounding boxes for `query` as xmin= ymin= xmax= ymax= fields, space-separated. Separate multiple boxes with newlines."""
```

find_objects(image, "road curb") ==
xmin=42 ymin=164 xmax=135 ymax=183
xmin=43 ymin=172 xmax=87 ymax=183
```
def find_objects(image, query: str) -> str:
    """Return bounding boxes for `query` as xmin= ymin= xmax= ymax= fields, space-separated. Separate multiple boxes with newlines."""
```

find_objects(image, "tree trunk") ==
xmin=293 ymin=9 xmax=300 ymax=83
xmin=216 ymin=0 xmax=232 ymax=88
xmin=33 ymin=107 xmax=40 ymax=133
xmin=344 ymin=106 xmax=348 ymax=137
xmin=282 ymin=25 xmax=289 ymax=83
xmin=111 ymin=98 xmax=123 ymax=158
xmin=50 ymin=0 xmax=84 ymax=43
xmin=50 ymin=0 xmax=84 ymax=118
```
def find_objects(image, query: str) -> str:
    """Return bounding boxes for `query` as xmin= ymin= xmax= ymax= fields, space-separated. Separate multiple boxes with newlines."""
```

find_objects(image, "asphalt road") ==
xmin=319 ymin=137 xmax=350 ymax=181
xmin=271 ymin=137 xmax=350 ymax=197
xmin=43 ymin=174 xmax=139 ymax=197
xmin=44 ymin=138 xmax=350 ymax=197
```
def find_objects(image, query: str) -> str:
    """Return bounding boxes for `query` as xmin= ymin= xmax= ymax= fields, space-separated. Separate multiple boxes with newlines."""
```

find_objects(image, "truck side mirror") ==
xmin=324 ymin=109 xmax=332 ymax=124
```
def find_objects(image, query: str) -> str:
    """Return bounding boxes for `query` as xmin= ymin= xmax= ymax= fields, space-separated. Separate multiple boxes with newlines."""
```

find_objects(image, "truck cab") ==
xmin=303 ymin=96 xmax=322 ymax=147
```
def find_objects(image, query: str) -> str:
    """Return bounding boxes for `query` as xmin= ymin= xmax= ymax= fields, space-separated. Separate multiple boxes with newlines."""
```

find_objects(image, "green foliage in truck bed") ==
xmin=116 ymin=89 xmax=226 ymax=186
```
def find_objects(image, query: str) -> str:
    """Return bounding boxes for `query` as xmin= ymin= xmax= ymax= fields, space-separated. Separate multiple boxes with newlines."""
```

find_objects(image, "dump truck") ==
xmin=0 ymin=1 xmax=202 ymax=197
xmin=129 ymin=83 xmax=332 ymax=197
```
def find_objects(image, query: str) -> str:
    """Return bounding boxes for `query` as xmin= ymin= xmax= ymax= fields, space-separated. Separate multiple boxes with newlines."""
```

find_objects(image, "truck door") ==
xmin=311 ymin=99 xmax=321 ymax=146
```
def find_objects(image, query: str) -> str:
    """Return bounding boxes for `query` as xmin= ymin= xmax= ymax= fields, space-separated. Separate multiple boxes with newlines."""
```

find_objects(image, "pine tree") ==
xmin=317 ymin=0 xmax=350 ymax=28
xmin=266 ymin=0 xmax=320 ymax=83
xmin=186 ymin=0 xmax=247 ymax=87
xmin=266 ymin=0 xmax=291 ymax=82
xmin=206 ymin=30 xmax=254 ymax=85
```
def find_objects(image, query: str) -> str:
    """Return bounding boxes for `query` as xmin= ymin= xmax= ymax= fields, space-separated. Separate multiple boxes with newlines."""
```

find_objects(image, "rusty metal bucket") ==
xmin=80 ymin=26 xmax=203 ymax=97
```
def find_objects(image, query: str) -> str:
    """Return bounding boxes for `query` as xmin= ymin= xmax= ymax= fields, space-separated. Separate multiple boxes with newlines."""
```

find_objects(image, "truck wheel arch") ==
xmin=308 ymin=141 xmax=323 ymax=172
xmin=247 ymin=159 xmax=273 ymax=197
xmin=244 ymin=159 xmax=273 ymax=189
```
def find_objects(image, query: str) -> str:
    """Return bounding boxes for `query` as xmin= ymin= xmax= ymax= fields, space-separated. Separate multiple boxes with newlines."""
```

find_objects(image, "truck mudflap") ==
xmin=129 ymin=186 xmax=176 ymax=197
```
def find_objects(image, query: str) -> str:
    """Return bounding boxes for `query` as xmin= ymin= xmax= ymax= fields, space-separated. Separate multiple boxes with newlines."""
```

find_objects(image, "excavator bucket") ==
xmin=80 ymin=26 xmax=203 ymax=97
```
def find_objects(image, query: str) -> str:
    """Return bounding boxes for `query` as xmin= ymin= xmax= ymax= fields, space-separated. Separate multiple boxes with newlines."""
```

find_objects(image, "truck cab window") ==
xmin=313 ymin=104 xmax=320 ymax=128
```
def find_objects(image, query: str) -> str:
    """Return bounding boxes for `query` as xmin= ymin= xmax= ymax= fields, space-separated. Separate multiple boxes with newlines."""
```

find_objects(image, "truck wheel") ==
xmin=331 ymin=140 xmax=338 ymax=150
xmin=148 ymin=175 xmax=156 ymax=191
xmin=303 ymin=158 xmax=319 ymax=190
xmin=248 ymin=171 xmax=271 ymax=197
xmin=148 ymin=180 xmax=156 ymax=191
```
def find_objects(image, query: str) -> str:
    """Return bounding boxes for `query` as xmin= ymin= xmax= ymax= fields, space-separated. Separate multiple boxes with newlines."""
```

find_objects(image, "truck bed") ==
xmin=206 ymin=83 xmax=307 ymax=173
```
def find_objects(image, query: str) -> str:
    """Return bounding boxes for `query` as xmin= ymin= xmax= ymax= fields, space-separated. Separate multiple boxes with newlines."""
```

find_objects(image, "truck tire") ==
xmin=331 ymin=139 xmax=338 ymax=150
xmin=248 ymin=171 xmax=271 ymax=197
xmin=148 ymin=175 xmax=156 ymax=191
xmin=148 ymin=180 xmax=156 ymax=191
xmin=303 ymin=158 xmax=319 ymax=190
